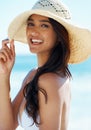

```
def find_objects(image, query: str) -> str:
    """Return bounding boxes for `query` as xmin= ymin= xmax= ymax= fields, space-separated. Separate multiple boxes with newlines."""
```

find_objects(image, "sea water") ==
xmin=10 ymin=54 xmax=91 ymax=130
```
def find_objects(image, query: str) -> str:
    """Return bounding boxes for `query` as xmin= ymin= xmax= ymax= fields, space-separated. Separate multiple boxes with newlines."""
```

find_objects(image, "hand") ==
xmin=0 ymin=39 xmax=15 ymax=76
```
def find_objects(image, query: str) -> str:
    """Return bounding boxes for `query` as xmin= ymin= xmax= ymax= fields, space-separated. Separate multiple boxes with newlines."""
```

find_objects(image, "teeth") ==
xmin=32 ymin=39 xmax=43 ymax=43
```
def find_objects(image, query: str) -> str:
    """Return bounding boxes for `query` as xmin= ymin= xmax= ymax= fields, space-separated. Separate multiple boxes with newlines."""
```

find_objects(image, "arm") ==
xmin=0 ymin=39 xmax=15 ymax=130
xmin=0 ymin=39 xmax=36 ymax=129
xmin=38 ymin=73 xmax=67 ymax=130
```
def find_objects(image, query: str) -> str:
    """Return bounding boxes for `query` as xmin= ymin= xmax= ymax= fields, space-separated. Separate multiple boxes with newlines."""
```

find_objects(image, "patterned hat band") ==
xmin=32 ymin=0 xmax=71 ymax=19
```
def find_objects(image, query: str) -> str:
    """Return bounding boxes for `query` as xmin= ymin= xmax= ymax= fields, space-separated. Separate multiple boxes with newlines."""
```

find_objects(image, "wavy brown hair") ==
xmin=23 ymin=17 xmax=72 ymax=125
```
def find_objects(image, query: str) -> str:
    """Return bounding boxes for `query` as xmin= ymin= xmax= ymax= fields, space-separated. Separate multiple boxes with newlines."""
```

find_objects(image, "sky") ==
xmin=0 ymin=0 xmax=91 ymax=55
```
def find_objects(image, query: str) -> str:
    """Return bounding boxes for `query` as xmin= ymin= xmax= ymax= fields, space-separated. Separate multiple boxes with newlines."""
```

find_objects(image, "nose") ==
xmin=30 ymin=28 xmax=40 ymax=37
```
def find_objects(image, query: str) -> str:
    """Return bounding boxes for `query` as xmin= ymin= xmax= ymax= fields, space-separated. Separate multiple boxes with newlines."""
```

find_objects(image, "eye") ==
xmin=41 ymin=24 xmax=49 ymax=28
xmin=27 ymin=22 xmax=34 ymax=27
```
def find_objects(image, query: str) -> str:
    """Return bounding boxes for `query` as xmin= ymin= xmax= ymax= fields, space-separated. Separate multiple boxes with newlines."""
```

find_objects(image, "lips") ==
xmin=31 ymin=39 xmax=43 ymax=44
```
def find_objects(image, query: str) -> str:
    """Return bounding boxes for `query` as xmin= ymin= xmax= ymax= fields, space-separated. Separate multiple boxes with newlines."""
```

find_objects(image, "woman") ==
xmin=0 ymin=0 xmax=91 ymax=130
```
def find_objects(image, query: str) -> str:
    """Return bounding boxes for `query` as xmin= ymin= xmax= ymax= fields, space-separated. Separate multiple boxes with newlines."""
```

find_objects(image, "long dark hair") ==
xmin=23 ymin=18 xmax=72 ymax=125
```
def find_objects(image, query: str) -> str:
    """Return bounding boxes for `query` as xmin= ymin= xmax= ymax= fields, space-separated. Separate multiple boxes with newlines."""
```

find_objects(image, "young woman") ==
xmin=0 ymin=0 xmax=91 ymax=130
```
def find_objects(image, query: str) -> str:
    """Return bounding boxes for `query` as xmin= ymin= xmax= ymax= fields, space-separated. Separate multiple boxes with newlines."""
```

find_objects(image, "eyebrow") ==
xmin=27 ymin=18 xmax=50 ymax=23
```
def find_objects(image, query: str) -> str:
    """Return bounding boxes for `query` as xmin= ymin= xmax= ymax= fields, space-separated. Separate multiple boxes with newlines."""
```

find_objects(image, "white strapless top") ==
xmin=18 ymin=109 xmax=39 ymax=130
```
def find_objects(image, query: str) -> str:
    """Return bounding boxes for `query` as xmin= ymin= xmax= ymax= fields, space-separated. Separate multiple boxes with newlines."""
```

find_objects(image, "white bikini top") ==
xmin=18 ymin=109 xmax=39 ymax=130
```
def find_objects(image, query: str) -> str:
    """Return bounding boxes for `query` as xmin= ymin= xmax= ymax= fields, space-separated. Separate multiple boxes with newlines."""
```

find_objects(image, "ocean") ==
xmin=10 ymin=54 xmax=91 ymax=130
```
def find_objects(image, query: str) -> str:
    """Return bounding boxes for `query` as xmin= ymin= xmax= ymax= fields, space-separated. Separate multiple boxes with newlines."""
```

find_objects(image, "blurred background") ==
xmin=0 ymin=0 xmax=91 ymax=130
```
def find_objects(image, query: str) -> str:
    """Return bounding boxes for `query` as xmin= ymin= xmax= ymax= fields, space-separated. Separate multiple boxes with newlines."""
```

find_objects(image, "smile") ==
xmin=31 ymin=39 xmax=43 ymax=44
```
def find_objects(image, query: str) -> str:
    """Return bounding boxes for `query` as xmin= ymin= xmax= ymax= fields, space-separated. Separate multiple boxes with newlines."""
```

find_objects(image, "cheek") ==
xmin=46 ymin=31 xmax=57 ymax=45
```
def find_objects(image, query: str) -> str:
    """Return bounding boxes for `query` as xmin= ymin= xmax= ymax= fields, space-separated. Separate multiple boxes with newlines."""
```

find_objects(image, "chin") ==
xmin=29 ymin=49 xmax=37 ymax=54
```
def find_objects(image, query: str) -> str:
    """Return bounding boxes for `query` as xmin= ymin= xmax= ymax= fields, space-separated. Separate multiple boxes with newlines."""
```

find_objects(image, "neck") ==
xmin=37 ymin=53 xmax=49 ymax=67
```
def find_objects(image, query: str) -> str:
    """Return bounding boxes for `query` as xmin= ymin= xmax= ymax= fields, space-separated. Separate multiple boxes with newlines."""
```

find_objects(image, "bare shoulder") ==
xmin=38 ymin=72 xmax=70 ymax=102
xmin=38 ymin=72 xmax=70 ymax=91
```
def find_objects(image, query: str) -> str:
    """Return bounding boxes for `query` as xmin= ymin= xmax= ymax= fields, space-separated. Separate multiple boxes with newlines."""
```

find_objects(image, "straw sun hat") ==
xmin=8 ymin=0 xmax=91 ymax=64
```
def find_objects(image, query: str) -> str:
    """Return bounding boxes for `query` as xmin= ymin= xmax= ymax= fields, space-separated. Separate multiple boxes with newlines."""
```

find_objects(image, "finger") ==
xmin=10 ymin=39 xmax=15 ymax=57
xmin=1 ymin=39 xmax=15 ymax=61
xmin=2 ymin=39 xmax=13 ymax=59
xmin=2 ymin=38 xmax=9 ymax=47
xmin=0 ymin=51 xmax=7 ymax=62
xmin=0 ymin=48 xmax=11 ymax=61
xmin=2 ymin=38 xmax=9 ymax=42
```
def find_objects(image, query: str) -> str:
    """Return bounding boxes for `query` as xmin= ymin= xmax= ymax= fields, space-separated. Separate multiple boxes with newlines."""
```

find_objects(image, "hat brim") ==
xmin=8 ymin=9 xmax=91 ymax=63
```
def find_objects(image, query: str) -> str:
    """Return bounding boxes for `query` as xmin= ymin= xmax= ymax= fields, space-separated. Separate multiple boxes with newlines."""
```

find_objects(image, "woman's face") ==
xmin=26 ymin=14 xmax=57 ymax=55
